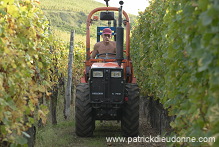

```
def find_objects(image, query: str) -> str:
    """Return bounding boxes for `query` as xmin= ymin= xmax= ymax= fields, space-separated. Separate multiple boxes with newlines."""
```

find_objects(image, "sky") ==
xmin=94 ymin=0 xmax=150 ymax=15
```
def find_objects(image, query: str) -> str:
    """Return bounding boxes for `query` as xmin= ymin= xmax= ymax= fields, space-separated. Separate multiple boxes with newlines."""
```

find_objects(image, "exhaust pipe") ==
xmin=116 ymin=1 xmax=124 ymax=66
xmin=116 ymin=27 xmax=124 ymax=66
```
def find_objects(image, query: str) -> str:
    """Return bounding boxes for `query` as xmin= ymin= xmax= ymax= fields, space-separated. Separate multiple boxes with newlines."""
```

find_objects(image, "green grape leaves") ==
xmin=0 ymin=0 xmax=68 ymax=145
xmin=131 ymin=0 xmax=219 ymax=146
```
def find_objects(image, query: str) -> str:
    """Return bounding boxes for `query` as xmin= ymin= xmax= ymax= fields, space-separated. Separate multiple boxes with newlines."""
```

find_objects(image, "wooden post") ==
xmin=51 ymin=85 xmax=58 ymax=124
xmin=64 ymin=30 xmax=74 ymax=119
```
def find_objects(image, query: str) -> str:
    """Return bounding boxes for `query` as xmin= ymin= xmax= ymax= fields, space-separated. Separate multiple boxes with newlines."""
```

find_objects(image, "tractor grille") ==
xmin=89 ymin=68 xmax=125 ymax=104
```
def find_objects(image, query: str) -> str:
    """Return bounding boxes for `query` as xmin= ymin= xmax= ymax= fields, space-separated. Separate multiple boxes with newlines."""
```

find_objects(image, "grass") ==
xmin=35 ymin=121 xmax=75 ymax=147
xmin=35 ymin=114 xmax=122 ymax=147
xmin=34 ymin=89 xmax=122 ymax=147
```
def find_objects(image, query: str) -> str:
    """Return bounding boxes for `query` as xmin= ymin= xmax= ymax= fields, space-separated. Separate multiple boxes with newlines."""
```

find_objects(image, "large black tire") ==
xmin=75 ymin=83 xmax=94 ymax=137
xmin=121 ymin=83 xmax=139 ymax=137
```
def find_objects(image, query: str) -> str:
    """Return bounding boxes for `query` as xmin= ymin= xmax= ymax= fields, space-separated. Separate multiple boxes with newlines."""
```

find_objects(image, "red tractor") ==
xmin=75 ymin=0 xmax=139 ymax=137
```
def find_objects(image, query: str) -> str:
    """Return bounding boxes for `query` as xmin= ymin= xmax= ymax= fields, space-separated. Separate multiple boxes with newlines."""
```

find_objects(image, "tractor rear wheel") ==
xmin=121 ymin=83 xmax=139 ymax=137
xmin=75 ymin=83 xmax=94 ymax=137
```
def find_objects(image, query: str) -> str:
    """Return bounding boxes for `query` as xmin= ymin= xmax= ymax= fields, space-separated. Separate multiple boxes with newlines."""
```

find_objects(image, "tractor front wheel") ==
xmin=121 ymin=83 xmax=139 ymax=137
xmin=75 ymin=83 xmax=94 ymax=137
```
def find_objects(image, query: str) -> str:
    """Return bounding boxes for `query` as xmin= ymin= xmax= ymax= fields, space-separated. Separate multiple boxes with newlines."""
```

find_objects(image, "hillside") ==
xmin=41 ymin=0 xmax=105 ymax=13
xmin=40 ymin=0 xmax=137 ymax=42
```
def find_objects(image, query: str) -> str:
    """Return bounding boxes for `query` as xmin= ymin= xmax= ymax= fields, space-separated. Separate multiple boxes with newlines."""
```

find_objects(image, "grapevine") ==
xmin=131 ymin=0 xmax=219 ymax=146
xmin=0 ymin=0 xmax=70 ymax=145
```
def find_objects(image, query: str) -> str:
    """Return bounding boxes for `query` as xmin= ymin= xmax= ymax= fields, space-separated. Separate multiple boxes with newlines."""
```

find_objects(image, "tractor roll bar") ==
xmin=86 ymin=7 xmax=130 ymax=61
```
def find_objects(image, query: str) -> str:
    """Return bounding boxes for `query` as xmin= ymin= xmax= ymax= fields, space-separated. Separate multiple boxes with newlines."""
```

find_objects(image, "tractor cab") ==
xmin=82 ymin=0 xmax=134 ymax=83
xmin=75 ymin=0 xmax=139 ymax=137
xmin=91 ymin=6 xmax=120 ymax=60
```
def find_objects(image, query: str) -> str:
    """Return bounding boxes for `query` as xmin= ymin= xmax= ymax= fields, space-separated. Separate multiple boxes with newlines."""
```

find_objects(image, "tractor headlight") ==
xmin=93 ymin=71 xmax=103 ymax=77
xmin=111 ymin=71 xmax=122 ymax=78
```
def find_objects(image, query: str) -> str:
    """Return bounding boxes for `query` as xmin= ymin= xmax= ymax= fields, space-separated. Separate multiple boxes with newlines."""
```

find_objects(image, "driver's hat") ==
xmin=102 ymin=28 xmax=112 ymax=35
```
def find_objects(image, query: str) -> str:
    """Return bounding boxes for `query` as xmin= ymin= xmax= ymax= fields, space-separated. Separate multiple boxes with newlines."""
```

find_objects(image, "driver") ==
xmin=91 ymin=28 xmax=116 ymax=59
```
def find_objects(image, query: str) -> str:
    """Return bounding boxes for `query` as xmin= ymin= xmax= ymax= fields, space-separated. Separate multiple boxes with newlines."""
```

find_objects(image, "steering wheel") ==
xmin=96 ymin=53 xmax=116 ymax=59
